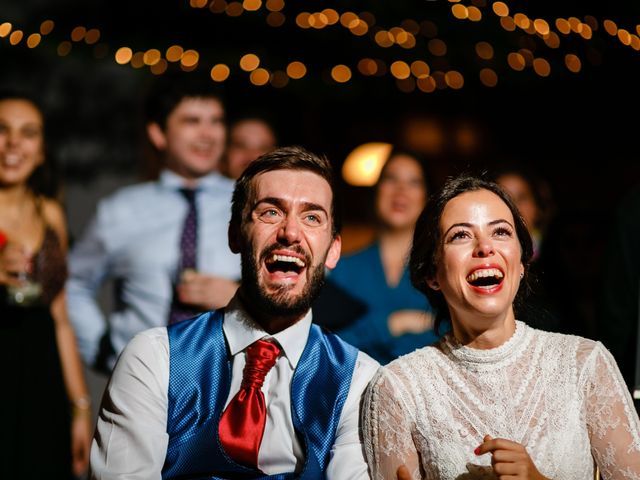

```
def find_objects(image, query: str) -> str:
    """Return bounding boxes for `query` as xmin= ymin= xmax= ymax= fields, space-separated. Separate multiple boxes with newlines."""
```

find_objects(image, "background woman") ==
xmin=493 ymin=166 xmax=560 ymax=332
xmin=363 ymin=175 xmax=640 ymax=479
xmin=0 ymin=90 xmax=91 ymax=478
xmin=316 ymin=148 xmax=437 ymax=364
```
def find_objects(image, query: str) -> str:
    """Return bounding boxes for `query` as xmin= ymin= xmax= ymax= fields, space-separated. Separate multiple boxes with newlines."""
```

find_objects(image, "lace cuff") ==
xmin=585 ymin=342 xmax=640 ymax=478
xmin=362 ymin=368 xmax=422 ymax=480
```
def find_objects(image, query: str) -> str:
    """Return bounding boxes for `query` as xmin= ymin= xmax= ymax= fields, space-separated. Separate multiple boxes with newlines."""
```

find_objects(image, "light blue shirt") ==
xmin=67 ymin=170 xmax=241 ymax=369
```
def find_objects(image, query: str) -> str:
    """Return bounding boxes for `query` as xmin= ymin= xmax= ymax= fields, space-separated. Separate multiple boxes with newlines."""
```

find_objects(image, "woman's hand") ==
xmin=0 ymin=242 xmax=32 ymax=286
xmin=70 ymin=411 xmax=92 ymax=477
xmin=388 ymin=310 xmax=435 ymax=336
xmin=475 ymin=435 xmax=549 ymax=480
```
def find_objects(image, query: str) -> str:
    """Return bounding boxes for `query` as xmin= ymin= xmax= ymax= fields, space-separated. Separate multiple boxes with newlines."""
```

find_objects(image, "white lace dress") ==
xmin=362 ymin=321 xmax=640 ymax=479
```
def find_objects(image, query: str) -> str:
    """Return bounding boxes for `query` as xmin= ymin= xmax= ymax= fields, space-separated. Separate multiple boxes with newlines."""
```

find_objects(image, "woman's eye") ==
xmin=23 ymin=128 xmax=41 ymax=139
xmin=450 ymin=231 xmax=468 ymax=241
xmin=494 ymin=227 xmax=513 ymax=237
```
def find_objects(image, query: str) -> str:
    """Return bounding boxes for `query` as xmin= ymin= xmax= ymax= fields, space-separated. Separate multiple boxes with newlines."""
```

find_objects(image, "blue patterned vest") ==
xmin=162 ymin=310 xmax=358 ymax=479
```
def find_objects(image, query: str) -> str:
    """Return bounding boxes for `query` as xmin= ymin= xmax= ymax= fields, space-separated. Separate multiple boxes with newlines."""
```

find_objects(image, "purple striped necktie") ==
xmin=168 ymin=187 xmax=200 ymax=324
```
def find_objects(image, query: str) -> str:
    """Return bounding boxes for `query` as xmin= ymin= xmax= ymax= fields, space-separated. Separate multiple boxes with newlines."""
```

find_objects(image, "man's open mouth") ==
xmin=265 ymin=254 xmax=306 ymax=274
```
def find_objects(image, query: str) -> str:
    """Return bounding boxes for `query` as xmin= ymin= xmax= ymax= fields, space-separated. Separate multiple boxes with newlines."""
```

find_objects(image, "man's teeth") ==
xmin=466 ymin=268 xmax=503 ymax=282
xmin=271 ymin=254 xmax=306 ymax=267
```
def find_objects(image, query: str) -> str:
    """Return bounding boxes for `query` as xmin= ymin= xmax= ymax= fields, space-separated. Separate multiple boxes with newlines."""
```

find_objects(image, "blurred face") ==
xmin=237 ymin=169 xmax=341 ymax=318
xmin=495 ymin=173 xmax=539 ymax=232
xmin=150 ymin=97 xmax=226 ymax=179
xmin=226 ymin=119 xmax=276 ymax=179
xmin=430 ymin=189 xmax=524 ymax=324
xmin=375 ymin=154 xmax=427 ymax=231
xmin=0 ymin=99 xmax=45 ymax=187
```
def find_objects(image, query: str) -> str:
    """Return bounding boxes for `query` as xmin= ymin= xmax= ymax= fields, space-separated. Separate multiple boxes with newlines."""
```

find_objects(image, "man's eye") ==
xmin=304 ymin=213 xmax=326 ymax=225
xmin=258 ymin=208 xmax=281 ymax=222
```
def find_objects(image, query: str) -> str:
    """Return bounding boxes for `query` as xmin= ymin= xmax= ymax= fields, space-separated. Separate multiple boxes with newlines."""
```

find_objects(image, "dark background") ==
xmin=1 ymin=0 xmax=639 ymax=232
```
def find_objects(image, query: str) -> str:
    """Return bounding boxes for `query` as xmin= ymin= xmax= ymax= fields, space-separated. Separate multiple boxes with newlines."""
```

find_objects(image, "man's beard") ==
xmin=240 ymin=242 xmax=326 ymax=318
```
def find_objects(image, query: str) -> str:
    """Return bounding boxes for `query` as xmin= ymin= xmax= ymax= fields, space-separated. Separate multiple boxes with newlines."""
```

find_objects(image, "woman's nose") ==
xmin=473 ymin=237 xmax=494 ymax=258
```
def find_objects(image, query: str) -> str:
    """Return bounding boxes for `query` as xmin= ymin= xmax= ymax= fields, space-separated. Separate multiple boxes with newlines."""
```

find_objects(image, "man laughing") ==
xmin=90 ymin=146 xmax=379 ymax=480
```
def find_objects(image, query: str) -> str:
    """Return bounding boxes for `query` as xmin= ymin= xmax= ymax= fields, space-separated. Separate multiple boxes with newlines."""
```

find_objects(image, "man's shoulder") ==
xmin=119 ymin=326 xmax=169 ymax=365
xmin=100 ymin=181 xmax=161 ymax=207
xmin=95 ymin=181 xmax=175 ymax=227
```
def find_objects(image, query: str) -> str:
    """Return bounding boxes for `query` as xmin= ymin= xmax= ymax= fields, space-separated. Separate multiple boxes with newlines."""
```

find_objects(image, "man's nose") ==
xmin=277 ymin=215 xmax=301 ymax=244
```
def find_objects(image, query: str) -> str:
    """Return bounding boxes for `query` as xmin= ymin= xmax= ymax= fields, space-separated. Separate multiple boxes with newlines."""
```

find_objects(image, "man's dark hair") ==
xmin=230 ymin=145 xmax=341 ymax=237
xmin=143 ymin=72 xmax=225 ymax=128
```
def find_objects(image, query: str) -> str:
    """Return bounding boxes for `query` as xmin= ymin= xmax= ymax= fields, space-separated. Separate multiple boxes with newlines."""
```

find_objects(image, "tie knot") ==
xmin=179 ymin=187 xmax=197 ymax=204
xmin=241 ymin=340 xmax=281 ymax=390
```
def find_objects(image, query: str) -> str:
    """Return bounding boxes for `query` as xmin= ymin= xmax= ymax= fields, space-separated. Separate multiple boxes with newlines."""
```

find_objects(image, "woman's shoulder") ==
xmin=528 ymin=326 xmax=606 ymax=366
xmin=330 ymin=242 xmax=379 ymax=280
xmin=39 ymin=197 xmax=67 ymax=247
xmin=530 ymin=326 xmax=599 ymax=348
xmin=384 ymin=344 xmax=442 ymax=376
xmin=339 ymin=242 xmax=378 ymax=264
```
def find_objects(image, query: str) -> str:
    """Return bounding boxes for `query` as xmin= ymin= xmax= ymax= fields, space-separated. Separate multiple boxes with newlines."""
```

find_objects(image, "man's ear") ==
xmin=147 ymin=122 xmax=167 ymax=151
xmin=228 ymin=223 xmax=241 ymax=254
xmin=324 ymin=235 xmax=342 ymax=270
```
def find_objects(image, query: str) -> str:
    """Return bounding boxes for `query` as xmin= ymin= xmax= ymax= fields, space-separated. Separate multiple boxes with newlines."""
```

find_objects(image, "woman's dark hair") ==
xmin=409 ymin=174 xmax=534 ymax=333
xmin=491 ymin=163 xmax=554 ymax=234
xmin=0 ymin=88 xmax=58 ymax=199
xmin=376 ymin=147 xmax=432 ymax=194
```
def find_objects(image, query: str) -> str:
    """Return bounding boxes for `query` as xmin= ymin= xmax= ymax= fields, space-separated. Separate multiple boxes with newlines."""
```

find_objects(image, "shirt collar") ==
xmin=223 ymin=294 xmax=312 ymax=369
xmin=159 ymin=168 xmax=232 ymax=192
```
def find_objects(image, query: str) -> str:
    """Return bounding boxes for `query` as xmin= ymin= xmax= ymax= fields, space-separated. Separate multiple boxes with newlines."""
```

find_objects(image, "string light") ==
xmin=0 ymin=0 xmax=637 ymax=96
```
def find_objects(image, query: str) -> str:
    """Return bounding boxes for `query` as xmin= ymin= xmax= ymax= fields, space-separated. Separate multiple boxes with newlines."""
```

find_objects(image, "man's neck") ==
xmin=237 ymin=288 xmax=307 ymax=334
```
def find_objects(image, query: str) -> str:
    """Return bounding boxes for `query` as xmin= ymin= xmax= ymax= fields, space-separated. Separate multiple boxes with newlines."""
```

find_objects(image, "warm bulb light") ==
xmin=342 ymin=143 xmax=393 ymax=186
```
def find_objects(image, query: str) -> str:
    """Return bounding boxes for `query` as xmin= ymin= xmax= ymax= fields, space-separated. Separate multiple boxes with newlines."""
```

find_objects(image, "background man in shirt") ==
xmin=90 ymin=146 xmax=379 ymax=479
xmin=67 ymin=73 xmax=241 ymax=372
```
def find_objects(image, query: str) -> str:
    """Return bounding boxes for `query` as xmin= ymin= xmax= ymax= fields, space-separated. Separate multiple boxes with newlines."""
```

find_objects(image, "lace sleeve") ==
xmin=362 ymin=367 xmax=422 ymax=480
xmin=583 ymin=341 xmax=640 ymax=478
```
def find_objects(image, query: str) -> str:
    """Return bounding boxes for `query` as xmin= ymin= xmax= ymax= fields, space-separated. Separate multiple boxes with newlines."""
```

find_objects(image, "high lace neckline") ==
xmin=443 ymin=320 xmax=530 ymax=367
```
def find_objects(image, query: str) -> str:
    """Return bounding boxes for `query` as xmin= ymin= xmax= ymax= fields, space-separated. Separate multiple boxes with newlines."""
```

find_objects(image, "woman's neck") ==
xmin=0 ymin=183 xmax=32 ymax=206
xmin=450 ymin=310 xmax=517 ymax=349
xmin=378 ymin=226 xmax=413 ymax=255
xmin=378 ymin=227 xmax=414 ymax=287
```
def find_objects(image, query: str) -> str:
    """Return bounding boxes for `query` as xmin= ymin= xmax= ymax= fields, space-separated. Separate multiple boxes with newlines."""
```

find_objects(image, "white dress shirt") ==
xmin=90 ymin=297 xmax=380 ymax=479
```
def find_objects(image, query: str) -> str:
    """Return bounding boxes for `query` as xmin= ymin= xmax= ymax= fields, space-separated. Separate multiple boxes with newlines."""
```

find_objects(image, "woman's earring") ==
xmin=519 ymin=272 xmax=524 ymax=279
xmin=430 ymin=280 xmax=440 ymax=290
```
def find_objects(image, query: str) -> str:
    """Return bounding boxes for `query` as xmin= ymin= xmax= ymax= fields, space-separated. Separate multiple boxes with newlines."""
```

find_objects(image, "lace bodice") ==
xmin=362 ymin=321 xmax=640 ymax=479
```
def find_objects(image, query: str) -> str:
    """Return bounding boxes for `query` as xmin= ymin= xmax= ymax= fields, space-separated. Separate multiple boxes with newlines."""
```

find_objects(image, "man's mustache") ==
xmin=259 ymin=243 xmax=311 ymax=266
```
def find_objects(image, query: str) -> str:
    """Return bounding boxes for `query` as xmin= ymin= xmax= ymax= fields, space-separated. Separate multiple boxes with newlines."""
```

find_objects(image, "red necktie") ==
xmin=219 ymin=339 xmax=281 ymax=468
